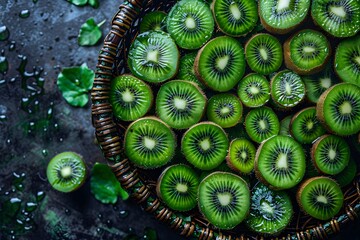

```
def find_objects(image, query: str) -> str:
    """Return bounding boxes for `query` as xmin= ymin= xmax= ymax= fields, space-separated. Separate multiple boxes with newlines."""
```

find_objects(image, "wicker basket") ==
xmin=91 ymin=0 xmax=360 ymax=239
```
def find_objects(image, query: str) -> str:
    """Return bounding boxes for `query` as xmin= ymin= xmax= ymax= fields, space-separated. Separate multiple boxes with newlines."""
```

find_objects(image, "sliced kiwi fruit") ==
xmin=156 ymin=164 xmax=199 ymax=211
xmin=198 ymin=172 xmax=250 ymax=229
xmin=246 ymin=183 xmax=293 ymax=235
xmin=47 ymin=152 xmax=87 ymax=193
xmin=211 ymin=0 xmax=258 ymax=37
xmin=139 ymin=11 xmax=167 ymax=33
xmin=177 ymin=52 xmax=205 ymax=89
xmin=279 ymin=115 xmax=293 ymax=136
xmin=297 ymin=176 xmax=344 ymax=220
xmin=124 ymin=117 xmax=176 ymax=169
xmin=194 ymin=36 xmax=246 ymax=92
xmin=237 ymin=73 xmax=271 ymax=108
xmin=182 ymin=122 xmax=229 ymax=170
xmin=167 ymin=0 xmax=214 ymax=49
xmin=109 ymin=74 xmax=153 ymax=121
xmin=206 ymin=93 xmax=243 ymax=128
xmin=259 ymin=0 xmax=310 ymax=34
xmin=245 ymin=34 xmax=283 ymax=75
xmin=128 ymin=31 xmax=179 ymax=83
xmin=226 ymin=138 xmax=256 ymax=174
xmin=311 ymin=0 xmax=360 ymax=38
xmin=311 ymin=134 xmax=350 ymax=175
xmin=333 ymin=158 xmax=357 ymax=187
xmin=270 ymin=70 xmax=306 ymax=110
xmin=245 ymin=106 xmax=280 ymax=143
xmin=290 ymin=107 xmax=326 ymax=144
xmin=255 ymin=135 xmax=306 ymax=190
xmin=284 ymin=29 xmax=331 ymax=75
xmin=334 ymin=35 xmax=360 ymax=86
xmin=316 ymin=83 xmax=360 ymax=136
xmin=156 ymin=80 xmax=207 ymax=130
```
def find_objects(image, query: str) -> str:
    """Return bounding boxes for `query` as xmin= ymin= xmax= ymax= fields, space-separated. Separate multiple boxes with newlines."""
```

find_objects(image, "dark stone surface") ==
xmin=0 ymin=0 xmax=358 ymax=240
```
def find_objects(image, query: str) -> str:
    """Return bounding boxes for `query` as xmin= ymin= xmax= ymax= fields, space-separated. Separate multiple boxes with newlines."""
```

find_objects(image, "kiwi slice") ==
xmin=47 ymin=152 xmax=86 ymax=193
xmin=311 ymin=134 xmax=350 ymax=175
xmin=124 ymin=117 xmax=176 ymax=169
xmin=290 ymin=107 xmax=326 ymax=144
xmin=177 ymin=53 xmax=205 ymax=89
xmin=211 ymin=0 xmax=258 ymax=37
xmin=317 ymin=83 xmax=360 ymax=136
xmin=244 ymin=107 xmax=280 ymax=143
xmin=226 ymin=138 xmax=256 ymax=174
xmin=284 ymin=29 xmax=331 ymax=75
xmin=237 ymin=73 xmax=271 ymax=108
xmin=128 ymin=31 xmax=179 ymax=83
xmin=109 ymin=74 xmax=153 ymax=122
xmin=255 ymin=135 xmax=306 ymax=190
xmin=279 ymin=115 xmax=293 ymax=136
xmin=259 ymin=0 xmax=310 ymax=34
xmin=245 ymin=34 xmax=283 ymax=75
xmin=270 ymin=70 xmax=306 ymax=110
xmin=139 ymin=11 xmax=167 ymax=33
xmin=198 ymin=172 xmax=250 ymax=229
xmin=167 ymin=0 xmax=214 ymax=50
xmin=334 ymin=35 xmax=360 ymax=86
xmin=333 ymin=158 xmax=357 ymax=187
xmin=156 ymin=80 xmax=206 ymax=130
xmin=182 ymin=122 xmax=229 ymax=170
xmin=297 ymin=176 xmax=344 ymax=220
xmin=246 ymin=183 xmax=293 ymax=235
xmin=194 ymin=36 xmax=246 ymax=92
xmin=311 ymin=0 xmax=360 ymax=38
xmin=206 ymin=93 xmax=243 ymax=128
xmin=156 ymin=164 xmax=199 ymax=211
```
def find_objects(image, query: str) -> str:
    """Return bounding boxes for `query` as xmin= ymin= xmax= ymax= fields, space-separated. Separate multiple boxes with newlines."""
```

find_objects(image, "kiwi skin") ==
xmin=283 ymin=30 xmax=331 ymax=75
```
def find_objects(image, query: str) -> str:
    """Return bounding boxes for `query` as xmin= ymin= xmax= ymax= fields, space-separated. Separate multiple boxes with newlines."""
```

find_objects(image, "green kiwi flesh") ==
xmin=333 ymin=158 xmax=357 ymax=187
xmin=177 ymin=52 xmax=205 ymax=89
xmin=139 ymin=11 xmax=167 ymax=33
xmin=198 ymin=172 xmax=250 ymax=229
xmin=279 ymin=115 xmax=293 ymax=136
xmin=227 ymin=138 xmax=256 ymax=174
xmin=237 ymin=73 xmax=271 ymax=108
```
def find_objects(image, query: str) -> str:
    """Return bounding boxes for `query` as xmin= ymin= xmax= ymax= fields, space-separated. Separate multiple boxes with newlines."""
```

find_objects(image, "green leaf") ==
xmin=88 ymin=0 xmax=100 ymax=8
xmin=67 ymin=0 xmax=87 ymax=6
xmin=78 ymin=18 xmax=105 ymax=46
xmin=57 ymin=63 xmax=94 ymax=107
xmin=90 ymin=163 xmax=129 ymax=204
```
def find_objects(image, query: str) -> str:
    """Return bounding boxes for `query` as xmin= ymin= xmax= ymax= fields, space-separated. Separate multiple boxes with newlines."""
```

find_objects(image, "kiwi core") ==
xmin=121 ymin=89 xmax=135 ymax=103
xmin=285 ymin=82 xmax=292 ymax=95
xmin=303 ymin=46 xmax=316 ymax=54
xmin=217 ymin=192 xmax=232 ymax=206
xmin=200 ymin=138 xmax=211 ymax=151
xmin=250 ymin=85 xmax=260 ymax=94
xmin=176 ymin=183 xmax=188 ymax=193
xmin=229 ymin=3 xmax=241 ymax=20
xmin=316 ymin=195 xmax=328 ymax=204
xmin=276 ymin=153 xmax=288 ymax=169
xmin=276 ymin=0 xmax=291 ymax=11
xmin=328 ymin=148 xmax=337 ymax=160
xmin=216 ymin=55 xmax=230 ymax=70
xmin=60 ymin=166 xmax=73 ymax=178
xmin=143 ymin=136 xmax=156 ymax=150
xmin=320 ymin=78 xmax=331 ymax=89
xmin=146 ymin=50 xmax=159 ymax=63
xmin=240 ymin=151 xmax=247 ymax=160
xmin=354 ymin=56 xmax=360 ymax=66
xmin=185 ymin=16 xmax=196 ymax=30
xmin=173 ymin=97 xmax=187 ymax=110
xmin=339 ymin=101 xmax=352 ymax=114
xmin=330 ymin=5 xmax=346 ymax=18
xmin=260 ymin=200 xmax=274 ymax=214
xmin=306 ymin=121 xmax=314 ymax=130
xmin=259 ymin=120 xmax=267 ymax=130
xmin=220 ymin=106 xmax=231 ymax=115
xmin=259 ymin=47 xmax=269 ymax=61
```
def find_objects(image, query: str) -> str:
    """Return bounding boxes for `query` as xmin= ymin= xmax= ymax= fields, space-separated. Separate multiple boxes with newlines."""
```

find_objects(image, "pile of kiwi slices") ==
xmin=108 ymin=0 xmax=360 ymax=236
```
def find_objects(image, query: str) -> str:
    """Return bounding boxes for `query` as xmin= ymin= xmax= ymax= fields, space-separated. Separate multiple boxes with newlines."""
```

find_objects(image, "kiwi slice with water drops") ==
xmin=316 ymin=83 xmax=360 ymax=136
xmin=255 ymin=135 xmax=306 ymax=190
xmin=245 ymin=34 xmax=283 ymax=75
xmin=290 ymin=107 xmax=326 ymax=144
xmin=270 ymin=70 xmax=306 ymax=110
xmin=311 ymin=134 xmax=350 ymax=175
xmin=334 ymin=35 xmax=360 ymax=86
xmin=333 ymin=158 xmax=357 ymax=187
xmin=211 ymin=0 xmax=258 ymax=37
xmin=124 ymin=117 xmax=176 ymax=169
xmin=237 ymin=73 xmax=271 ymax=108
xmin=279 ymin=115 xmax=293 ymax=136
xmin=177 ymin=53 xmax=205 ymax=89
xmin=195 ymin=36 xmax=246 ymax=92
xmin=226 ymin=138 xmax=256 ymax=174
xmin=47 ymin=152 xmax=87 ymax=193
xmin=167 ymin=0 xmax=214 ymax=50
xmin=311 ymin=0 xmax=360 ymax=38
xmin=156 ymin=80 xmax=207 ymax=130
xmin=246 ymin=183 xmax=293 ymax=235
xmin=245 ymin=107 xmax=280 ymax=143
xmin=109 ymin=74 xmax=153 ymax=121
xmin=284 ymin=29 xmax=331 ymax=75
xmin=139 ymin=11 xmax=167 ymax=33
xmin=297 ymin=176 xmax=343 ymax=220
xmin=206 ymin=93 xmax=243 ymax=128
xmin=128 ymin=31 xmax=179 ymax=83
xmin=182 ymin=122 xmax=229 ymax=170
xmin=259 ymin=0 xmax=310 ymax=34
xmin=198 ymin=172 xmax=250 ymax=229
xmin=156 ymin=164 xmax=199 ymax=211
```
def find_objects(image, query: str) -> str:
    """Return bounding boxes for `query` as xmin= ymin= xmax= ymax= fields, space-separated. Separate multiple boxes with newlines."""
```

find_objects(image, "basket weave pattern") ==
xmin=91 ymin=0 xmax=360 ymax=239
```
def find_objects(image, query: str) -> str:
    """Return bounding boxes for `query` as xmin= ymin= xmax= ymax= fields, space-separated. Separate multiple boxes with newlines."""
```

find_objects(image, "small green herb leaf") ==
xmin=90 ymin=163 xmax=129 ymax=204
xmin=88 ymin=0 xmax=100 ymax=8
xmin=67 ymin=0 xmax=87 ymax=6
xmin=78 ymin=18 xmax=105 ymax=46
xmin=57 ymin=63 xmax=94 ymax=107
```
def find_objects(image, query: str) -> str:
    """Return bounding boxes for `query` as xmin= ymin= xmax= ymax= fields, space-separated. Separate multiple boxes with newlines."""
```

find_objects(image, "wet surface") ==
xmin=0 ymin=0 xmax=358 ymax=240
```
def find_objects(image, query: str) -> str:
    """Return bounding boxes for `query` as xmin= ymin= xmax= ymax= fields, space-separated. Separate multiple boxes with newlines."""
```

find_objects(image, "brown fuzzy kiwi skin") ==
xmin=283 ymin=31 xmax=331 ymax=75
xmin=310 ymin=134 xmax=331 ymax=174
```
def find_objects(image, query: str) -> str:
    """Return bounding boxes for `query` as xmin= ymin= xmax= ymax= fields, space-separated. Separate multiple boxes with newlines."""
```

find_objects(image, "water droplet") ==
xmin=119 ymin=210 xmax=128 ymax=218
xmin=9 ymin=41 xmax=16 ymax=51
xmin=19 ymin=10 xmax=30 ymax=18
xmin=65 ymin=209 xmax=70 ymax=215
xmin=25 ymin=202 xmax=37 ymax=212
xmin=98 ymin=213 xmax=102 ymax=219
xmin=36 ymin=191 xmax=45 ymax=202
xmin=0 ymin=56 xmax=8 ymax=74
xmin=42 ymin=149 xmax=48 ymax=157
xmin=0 ymin=25 xmax=9 ymax=41
xmin=0 ymin=104 xmax=7 ymax=121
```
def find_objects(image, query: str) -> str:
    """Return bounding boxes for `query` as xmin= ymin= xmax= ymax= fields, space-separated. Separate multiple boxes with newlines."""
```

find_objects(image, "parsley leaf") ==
xmin=67 ymin=0 xmax=87 ymax=6
xmin=78 ymin=18 xmax=105 ymax=46
xmin=88 ymin=0 xmax=100 ymax=8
